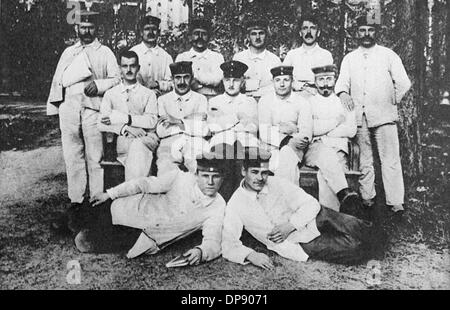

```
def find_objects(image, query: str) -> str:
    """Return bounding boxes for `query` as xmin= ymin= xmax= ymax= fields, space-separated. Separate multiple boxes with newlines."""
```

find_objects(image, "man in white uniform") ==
xmin=98 ymin=50 xmax=160 ymax=181
xmin=208 ymin=60 xmax=258 ymax=148
xmin=233 ymin=19 xmax=281 ymax=99
xmin=47 ymin=10 xmax=120 ymax=233
xmin=258 ymin=66 xmax=312 ymax=185
xmin=156 ymin=61 xmax=209 ymax=175
xmin=130 ymin=15 xmax=173 ymax=96
xmin=75 ymin=151 xmax=227 ymax=264
xmin=335 ymin=15 xmax=411 ymax=213
xmin=208 ymin=60 xmax=259 ymax=201
xmin=221 ymin=148 xmax=376 ymax=268
xmin=283 ymin=15 xmax=333 ymax=94
xmin=304 ymin=64 xmax=360 ymax=214
xmin=176 ymin=18 xmax=224 ymax=99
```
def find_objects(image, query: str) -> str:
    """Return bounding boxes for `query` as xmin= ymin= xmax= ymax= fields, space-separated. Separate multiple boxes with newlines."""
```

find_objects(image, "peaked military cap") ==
xmin=220 ymin=61 xmax=249 ymax=78
xmin=242 ymin=147 xmax=272 ymax=170
xmin=356 ymin=13 xmax=381 ymax=28
xmin=190 ymin=18 xmax=212 ymax=32
xmin=245 ymin=18 xmax=268 ymax=31
xmin=196 ymin=145 xmax=235 ymax=173
xmin=141 ymin=15 xmax=161 ymax=27
xmin=311 ymin=64 xmax=338 ymax=75
xmin=270 ymin=66 xmax=294 ymax=78
xmin=77 ymin=10 xmax=100 ymax=24
xmin=169 ymin=61 xmax=193 ymax=76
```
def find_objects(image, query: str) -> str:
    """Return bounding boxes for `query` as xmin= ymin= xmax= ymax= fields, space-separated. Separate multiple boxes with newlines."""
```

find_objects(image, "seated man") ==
xmin=207 ymin=60 xmax=259 ymax=201
xmin=156 ymin=61 xmax=210 ymax=175
xmin=303 ymin=64 xmax=360 ymax=213
xmin=98 ymin=50 xmax=159 ymax=181
xmin=75 ymin=149 xmax=227 ymax=264
xmin=258 ymin=66 xmax=312 ymax=185
xmin=222 ymin=148 xmax=376 ymax=268
xmin=208 ymin=60 xmax=259 ymax=148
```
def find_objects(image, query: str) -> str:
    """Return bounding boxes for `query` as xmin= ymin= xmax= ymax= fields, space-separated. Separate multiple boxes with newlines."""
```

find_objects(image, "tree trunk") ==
xmin=431 ymin=0 xmax=444 ymax=102
xmin=445 ymin=0 xmax=450 ymax=87
xmin=394 ymin=0 xmax=426 ymax=179
xmin=336 ymin=0 xmax=347 ymax=67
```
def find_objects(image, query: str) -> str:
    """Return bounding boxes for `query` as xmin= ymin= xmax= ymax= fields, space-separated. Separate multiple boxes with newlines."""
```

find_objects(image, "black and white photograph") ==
xmin=0 ymin=0 xmax=449 ymax=292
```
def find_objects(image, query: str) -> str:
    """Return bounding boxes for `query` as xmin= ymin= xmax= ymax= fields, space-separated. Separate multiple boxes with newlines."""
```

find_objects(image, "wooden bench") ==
xmin=101 ymin=133 xmax=125 ymax=190
xmin=101 ymin=133 xmax=361 ymax=197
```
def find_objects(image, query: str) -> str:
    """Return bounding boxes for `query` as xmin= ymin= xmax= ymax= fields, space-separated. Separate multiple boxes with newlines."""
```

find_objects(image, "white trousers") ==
xmin=356 ymin=114 xmax=404 ymax=205
xmin=59 ymin=98 xmax=103 ymax=203
xmin=270 ymin=141 xmax=348 ymax=211
xmin=116 ymin=136 xmax=155 ymax=181
xmin=304 ymin=142 xmax=348 ymax=211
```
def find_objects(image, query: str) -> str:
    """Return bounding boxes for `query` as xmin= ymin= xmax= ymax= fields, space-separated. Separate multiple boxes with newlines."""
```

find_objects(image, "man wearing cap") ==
xmin=283 ymin=15 xmax=333 ymax=94
xmin=98 ymin=50 xmax=160 ymax=181
xmin=75 ymin=150 xmax=227 ymax=262
xmin=175 ymin=18 xmax=224 ymax=99
xmin=221 ymin=147 xmax=376 ymax=267
xmin=258 ymin=65 xmax=313 ymax=185
xmin=335 ymin=15 xmax=411 ymax=213
xmin=156 ymin=61 xmax=209 ymax=174
xmin=47 ymin=10 xmax=120 ymax=232
xmin=303 ymin=64 xmax=359 ymax=213
xmin=233 ymin=19 xmax=281 ymax=99
xmin=208 ymin=60 xmax=258 ymax=148
xmin=130 ymin=15 xmax=173 ymax=96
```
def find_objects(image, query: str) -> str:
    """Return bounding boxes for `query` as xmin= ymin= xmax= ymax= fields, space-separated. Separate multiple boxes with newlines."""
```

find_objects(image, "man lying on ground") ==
xmin=74 ymin=149 xmax=227 ymax=264
xmin=221 ymin=147 xmax=379 ymax=268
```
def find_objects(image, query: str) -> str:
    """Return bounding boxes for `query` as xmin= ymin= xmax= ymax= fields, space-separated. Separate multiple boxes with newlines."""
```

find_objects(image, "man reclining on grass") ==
xmin=221 ymin=147 xmax=380 ymax=268
xmin=74 ymin=148 xmax=228 ymax=265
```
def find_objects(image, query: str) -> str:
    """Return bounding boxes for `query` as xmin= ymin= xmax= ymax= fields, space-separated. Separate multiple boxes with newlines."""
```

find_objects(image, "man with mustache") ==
xmin=156 ymin=61 xmax=209 ymax=175
xmin=233 ymin=19 xmax=281 ymax=99
xmin=335 ymin=15 xmax=411 ymax=214
xmin=258 ymin=66 xmax=313 ymax=186
xmin=98 ymin=50 xmax=160 ymax=181
xmin=283 ymin=15 xmax=333 ymax=94
xmin=221 ymin=147 xmax=376 ymax=268
xmin=302 ymin=64 xmax=360 ymax=214
xmin=75 ymin=149 xmax=227 ymax=262
xmin=130 ymin=15 xmax=173 ymax=96
xmin=175 ymin=18 xmax=224 ymax=99
xmin=47 ymin=10 xmax=120 ymax=234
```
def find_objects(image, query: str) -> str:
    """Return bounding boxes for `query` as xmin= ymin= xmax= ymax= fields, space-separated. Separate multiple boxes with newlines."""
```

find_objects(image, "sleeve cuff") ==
xmin=106 ymin=188 xmax=117 ymax=200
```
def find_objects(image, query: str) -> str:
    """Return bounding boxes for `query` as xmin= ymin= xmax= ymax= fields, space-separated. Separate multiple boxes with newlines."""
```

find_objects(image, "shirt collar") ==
xmin=141 ymin=43 xmax=160 ymax=55
xmin=223 ymin=92 xmax=244 ymax=104
xmin=173 ymin=90 xmax=193 ymax=101
xmin=248 ymin=49 xmax=267 ymax=60
xmin=120 ymin=82 xmax=139 ymax=93
xmin=299 ymin=43 xmax=320 ymax=54
xmin=75 ymin=38 xmax=102 ymax=51
xmin=358 ymin=44 xmax=378 ymax=56
xmin=239 ymin=179 xmax=269 ymax=201
xmin=275 ymin=92 xmax=295 ymax=104
xmin=190 ymin=48 xmax=210 ymax=59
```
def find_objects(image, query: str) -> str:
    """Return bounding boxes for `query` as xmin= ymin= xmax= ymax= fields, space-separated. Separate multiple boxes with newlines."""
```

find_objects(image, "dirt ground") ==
xmin=0 ymin=98 xmax=449 ymax=290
